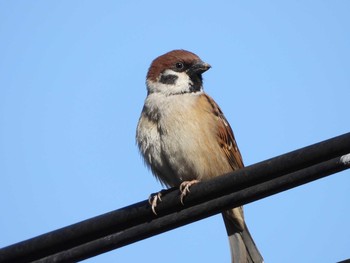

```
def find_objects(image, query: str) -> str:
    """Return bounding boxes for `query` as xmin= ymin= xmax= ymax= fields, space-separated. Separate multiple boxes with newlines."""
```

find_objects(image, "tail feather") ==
xmin=222 ymin=213 xmax=264 ymax=263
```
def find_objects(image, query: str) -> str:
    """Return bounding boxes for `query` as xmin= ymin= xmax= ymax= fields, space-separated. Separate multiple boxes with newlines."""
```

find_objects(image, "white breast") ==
xmin=137 ymin=91 xmax=232 ymax=187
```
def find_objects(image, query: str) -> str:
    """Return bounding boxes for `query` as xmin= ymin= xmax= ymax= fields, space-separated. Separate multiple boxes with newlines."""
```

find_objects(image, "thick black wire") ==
xmin=0 ymin=132 xmax=349 ymax=262
xmin=35 ymin=154 xmax=350 ymax=262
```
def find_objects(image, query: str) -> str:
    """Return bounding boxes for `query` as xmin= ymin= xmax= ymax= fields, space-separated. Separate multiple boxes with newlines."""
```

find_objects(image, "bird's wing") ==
xmin=204 ymin=94 xmax=244 ymax=170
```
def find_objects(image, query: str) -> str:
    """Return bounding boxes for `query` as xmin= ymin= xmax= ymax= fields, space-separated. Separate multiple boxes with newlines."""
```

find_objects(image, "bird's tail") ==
xmin=222 ymin=212 xmax=264 ymax=263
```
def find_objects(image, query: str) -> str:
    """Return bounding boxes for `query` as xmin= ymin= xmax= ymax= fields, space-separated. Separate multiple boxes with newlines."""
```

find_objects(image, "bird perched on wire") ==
xmin=136 ymin=49 xmax=264 ymax=263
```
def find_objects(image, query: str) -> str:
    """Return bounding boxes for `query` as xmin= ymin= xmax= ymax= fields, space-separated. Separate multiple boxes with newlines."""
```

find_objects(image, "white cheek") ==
xmin=147 ymin=70 xmax=193 ymax=95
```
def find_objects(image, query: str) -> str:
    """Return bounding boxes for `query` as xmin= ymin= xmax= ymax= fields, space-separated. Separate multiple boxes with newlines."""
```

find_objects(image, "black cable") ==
xmin=0 ymin=132 xmax=349 ymax=262
xmin=35 ymin=154 xmax=350 ymax=262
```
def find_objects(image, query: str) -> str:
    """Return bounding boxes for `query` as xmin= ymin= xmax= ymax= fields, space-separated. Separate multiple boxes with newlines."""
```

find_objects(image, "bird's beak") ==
xmin=189 ymin=61 xmax=211 ymax=75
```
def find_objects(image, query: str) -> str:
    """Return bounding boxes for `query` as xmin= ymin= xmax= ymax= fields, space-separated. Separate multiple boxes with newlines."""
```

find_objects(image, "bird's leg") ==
xmin=179 ymin=180 xmax=200 ymax=204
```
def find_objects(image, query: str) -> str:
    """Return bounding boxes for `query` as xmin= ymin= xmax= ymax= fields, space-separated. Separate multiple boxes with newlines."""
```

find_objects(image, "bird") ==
xmin=136 ymin=49 xmax=264 ymax=263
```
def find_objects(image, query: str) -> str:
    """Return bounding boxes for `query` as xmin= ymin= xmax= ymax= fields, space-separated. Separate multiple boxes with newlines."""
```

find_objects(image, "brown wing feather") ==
xmin=204 ymin=94 xmax=244 ymax=170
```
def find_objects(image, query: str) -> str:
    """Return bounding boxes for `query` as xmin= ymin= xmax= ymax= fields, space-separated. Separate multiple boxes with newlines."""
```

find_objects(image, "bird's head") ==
xmin=146 ymin=50 xmax=211 ymax=96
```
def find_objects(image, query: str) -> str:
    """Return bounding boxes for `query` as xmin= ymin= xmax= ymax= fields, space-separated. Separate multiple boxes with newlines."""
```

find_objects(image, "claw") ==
xmin=148 ymin=192 xmax=163 ymax=215
xmin=179 ymin=180 xmax=200 ymax=204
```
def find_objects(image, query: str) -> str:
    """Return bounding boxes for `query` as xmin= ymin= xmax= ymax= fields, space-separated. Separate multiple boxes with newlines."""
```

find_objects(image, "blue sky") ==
xmin=0 ymin=1 xmax=349 ymax=262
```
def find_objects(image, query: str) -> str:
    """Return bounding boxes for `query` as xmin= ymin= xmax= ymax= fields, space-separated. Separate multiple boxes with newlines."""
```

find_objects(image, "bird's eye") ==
xmin=175 ymin=62 xmax=184 ymax=70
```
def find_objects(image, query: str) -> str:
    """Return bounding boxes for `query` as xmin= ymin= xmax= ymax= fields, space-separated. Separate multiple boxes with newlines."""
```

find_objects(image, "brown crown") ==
xmin=146 ymin=50 xmax=201 ymax=82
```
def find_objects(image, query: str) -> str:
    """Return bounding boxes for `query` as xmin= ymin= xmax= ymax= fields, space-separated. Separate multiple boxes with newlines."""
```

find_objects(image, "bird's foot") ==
xmin=148 ymin=191 xmax=163 ymax=215
xmin=179 ymin=180 xmax=200 ymax=204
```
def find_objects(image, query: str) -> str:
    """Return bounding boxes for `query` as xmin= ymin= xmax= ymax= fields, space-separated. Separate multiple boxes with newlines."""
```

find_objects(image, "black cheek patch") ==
xmin=159 ymin=74 xmax=178 ymax=85
xmin=189 ymin=74 xmax=203 ymax=92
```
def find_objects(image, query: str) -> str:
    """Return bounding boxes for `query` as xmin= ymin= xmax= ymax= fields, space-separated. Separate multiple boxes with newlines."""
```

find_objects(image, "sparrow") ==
xmin=136 ymin=49 xmax=264 ymax=263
